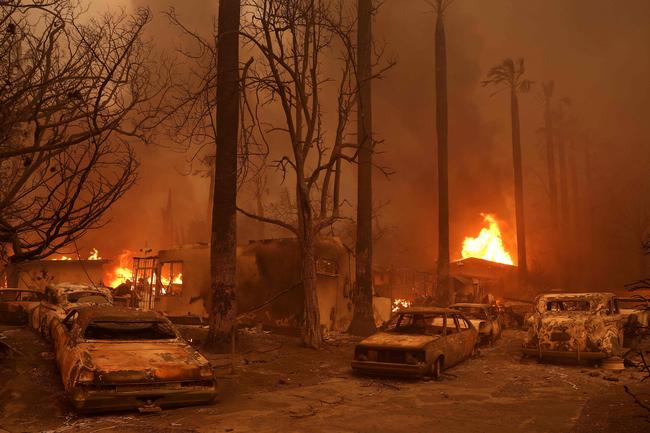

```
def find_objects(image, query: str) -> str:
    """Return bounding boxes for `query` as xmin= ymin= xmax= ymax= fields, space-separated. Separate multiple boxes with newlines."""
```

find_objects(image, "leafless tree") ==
xmin=236 ymin=0 xmax=391 ymax=348
xmin=0 ymin=1 xmax=169 ymax=284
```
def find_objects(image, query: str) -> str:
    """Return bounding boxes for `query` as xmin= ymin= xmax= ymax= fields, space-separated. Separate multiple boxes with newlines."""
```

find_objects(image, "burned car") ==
xmin=450 ymin=303 xmax=501 ymax=345
xmin=0 ymin=288 xmax=43 ymax=325
xmin=31 ymin=283 xmax=112 ymax=338
xmin=50 ymin=306 xmax=217 ymax=413
xmin=352 ymin=307 xmax=478 ymax=379
xmin=523 ymin=292 xmax=631 ymax=360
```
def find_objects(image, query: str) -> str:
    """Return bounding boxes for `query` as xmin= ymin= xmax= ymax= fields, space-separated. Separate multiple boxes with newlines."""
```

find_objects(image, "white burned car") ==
xmin=449 ymin=303 xmax=502 ymax=345
xmin=523 ymin=292 xmax=633 ymax=360
xmin=31 ymin=282 xmax=112 ymax=338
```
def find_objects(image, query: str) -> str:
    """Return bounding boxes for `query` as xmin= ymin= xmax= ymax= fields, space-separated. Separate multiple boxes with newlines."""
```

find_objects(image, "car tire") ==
xmin=431 ymin=357 xmax=443 ymax=381
xmin=471 ymin=344 xmax=480 ymax=358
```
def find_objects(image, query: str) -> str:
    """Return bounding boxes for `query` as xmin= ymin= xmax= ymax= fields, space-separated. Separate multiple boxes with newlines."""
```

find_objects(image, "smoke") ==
xmin=78 ymin=0 xmax=649 ymax=289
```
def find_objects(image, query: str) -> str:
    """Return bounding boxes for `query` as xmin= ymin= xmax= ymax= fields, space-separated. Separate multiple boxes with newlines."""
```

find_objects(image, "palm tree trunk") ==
xmin=348 ymin=0 xmax=376 ymax=336
xmin=557 ymin=128 xmax=570 ymax=287
xmin=435 ymin=6 xmax=451 ymax=304
xmin=510 ymin=89 xmax=527 ymax=289
xmin=207 ymin=0 xmax=240 ymax=347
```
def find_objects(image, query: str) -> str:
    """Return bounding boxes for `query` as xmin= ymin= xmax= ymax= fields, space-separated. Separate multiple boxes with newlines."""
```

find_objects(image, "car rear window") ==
xmin=84 ymin=320 xmax=177 ymax=340
xmin=0 ymin=291 xmax=42 ymax=301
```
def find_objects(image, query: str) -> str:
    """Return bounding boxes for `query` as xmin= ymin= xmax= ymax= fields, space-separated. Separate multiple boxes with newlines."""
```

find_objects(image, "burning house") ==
xmin=145 ymin=237 xmax=391 ymax=331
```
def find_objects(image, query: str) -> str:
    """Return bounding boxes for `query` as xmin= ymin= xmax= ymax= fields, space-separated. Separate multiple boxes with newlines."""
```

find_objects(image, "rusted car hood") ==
xmin=359 ymin=332 xmax=438 ymax=350
xmin=79 ymin=341 xmax=209 ymax=383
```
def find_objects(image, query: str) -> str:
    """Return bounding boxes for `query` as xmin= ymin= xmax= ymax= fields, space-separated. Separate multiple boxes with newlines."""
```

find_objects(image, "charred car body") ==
xmin=50 ymin=306 xmax=217 ymax=413
xmin=31 ymin=283 xmax=112 ymax=338
xmin=449 ymin=303 xmax=501 ymax=344
xmin=352 ymin=307 xmax=478 ymax=378
xmin=523 ymin=292 xmax=633 ymax=360
xmin=0 ymin=288 xmax=43 ymax=325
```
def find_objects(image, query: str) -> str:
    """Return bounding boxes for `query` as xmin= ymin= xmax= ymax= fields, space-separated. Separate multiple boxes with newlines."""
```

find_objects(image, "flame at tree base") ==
xmin=461 ymin=214 xmax=514 ymax=265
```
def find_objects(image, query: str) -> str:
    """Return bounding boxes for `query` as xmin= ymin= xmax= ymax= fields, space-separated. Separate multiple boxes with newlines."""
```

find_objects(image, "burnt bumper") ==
xmin=522 ymin=347 xmax=609 ymax=360
xmin=69 ymin=383 xmax=218 ymax=413
xmin=351 ymin=360 xmax=428 ymax=377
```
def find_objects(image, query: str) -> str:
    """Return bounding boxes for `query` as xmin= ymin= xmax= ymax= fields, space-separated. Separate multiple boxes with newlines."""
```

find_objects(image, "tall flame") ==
xmin=106 ymin=250 xmax=134 ymax=288
xmin=461 ymin=214 xmax=514 ymax=265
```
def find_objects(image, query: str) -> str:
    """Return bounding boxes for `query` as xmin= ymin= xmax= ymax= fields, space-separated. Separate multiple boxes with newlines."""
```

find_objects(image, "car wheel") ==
xmin=471 ymin=344 xmax=480 ymax=358
xmin=431 ymin=356 xmax=443 ymax=380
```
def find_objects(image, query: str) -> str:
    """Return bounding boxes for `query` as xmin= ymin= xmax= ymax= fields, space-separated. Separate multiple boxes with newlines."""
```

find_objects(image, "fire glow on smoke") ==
xmin=461 ymin=214 xmax=514 ymax=265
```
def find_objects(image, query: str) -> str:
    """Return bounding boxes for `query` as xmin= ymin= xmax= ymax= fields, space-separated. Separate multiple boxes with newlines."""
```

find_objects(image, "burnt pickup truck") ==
xmin=51 ymin=306 xmax=217 ymax=413
xmin=352 ymin=307 xmax=478 ymax=379
xmin=523 ymin=292 xmax=635 ymax=360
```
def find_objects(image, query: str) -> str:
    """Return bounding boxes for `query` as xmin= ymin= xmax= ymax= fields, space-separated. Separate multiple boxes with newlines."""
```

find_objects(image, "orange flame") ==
xmin=461 ymin=214 xmax=514 ymax=265
xmin=105 ymin=250 xmax=134 ymax=288
xmin=392 ymin=298 xmax=411 ymax=313
xmin=88 ymin=248 xmax=101 ymax=260
xmin=52 ymin=255 xmax=73 ymax=261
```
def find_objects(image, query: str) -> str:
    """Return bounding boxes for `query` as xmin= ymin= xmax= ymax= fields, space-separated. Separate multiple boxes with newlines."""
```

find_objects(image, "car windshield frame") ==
xmin=542 ymin=299 xmax=594 ymax=313
xmin=384 ymin=312 xmax=448 ymax=336
xmin=80 ymin=319 xmax=179 ymax=342
xmin=453 ymin=306 xmax=488 ymax=320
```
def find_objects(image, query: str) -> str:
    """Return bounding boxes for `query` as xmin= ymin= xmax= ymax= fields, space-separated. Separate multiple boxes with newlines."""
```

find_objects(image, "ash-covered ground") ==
xmin=1 ymin=327 xmax=648 ymax=433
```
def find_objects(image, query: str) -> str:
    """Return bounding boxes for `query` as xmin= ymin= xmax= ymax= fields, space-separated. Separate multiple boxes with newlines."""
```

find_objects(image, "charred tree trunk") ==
xmin=207 ymin=0 xmax=240 ymax=348
xmin=348 ymin=0 xmax=376 ymax=336
xmin=297 ymin=184 xmax=322 ymax=348
xmin=510 ymin=89 xmax=528 ymax=289
xmin=434 ymin=4 xmax=451 ymax=305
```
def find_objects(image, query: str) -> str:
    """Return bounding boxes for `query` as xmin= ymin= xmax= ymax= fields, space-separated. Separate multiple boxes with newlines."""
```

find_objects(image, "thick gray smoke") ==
xmin=81 ymin=0 xmax=649 ymax=289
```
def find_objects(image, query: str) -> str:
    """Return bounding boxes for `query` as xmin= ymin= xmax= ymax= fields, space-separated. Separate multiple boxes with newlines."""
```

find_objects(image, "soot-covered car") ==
xmin=31 ymin=283 xmax=112 ymax=338
xmin=352 ymin=307 xmax=478 ymax=379
xmin=51 ymin=306 xmax=217 ymax=413
xmin=449 ymin=303 xmax=502 ymax=345
xmin=0 ymin=288 xmax=44 ymax=325
xmin=523 ymin=292 xmax=632 ymax=360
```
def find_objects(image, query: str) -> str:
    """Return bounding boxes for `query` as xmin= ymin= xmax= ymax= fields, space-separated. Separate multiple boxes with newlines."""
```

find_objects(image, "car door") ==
xmin=456 ymin=314 xmax=476 ymax=360
xmin=443 ymin=314 xmax=463 ymax=367
xmin=53 ymin=311 xmax=78 ymax=376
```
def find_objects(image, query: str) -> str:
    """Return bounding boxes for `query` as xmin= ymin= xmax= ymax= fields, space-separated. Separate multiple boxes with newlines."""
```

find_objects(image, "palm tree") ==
xmin=207 ymin=0 xmax=240 ymax=347
xmin=434 ymin=0 xmax=454 ymax=305
xmin=348 ymin=0 xmax=377 ymax=336
xmin=482 ymin=58 xmax=532 ymax=289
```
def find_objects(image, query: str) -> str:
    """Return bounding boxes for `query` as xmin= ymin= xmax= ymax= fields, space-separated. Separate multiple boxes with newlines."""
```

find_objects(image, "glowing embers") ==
xmin=392 ymin=298 xmax=411 ymax=313
xmin=461 ymin=214 xmax=514 ymax=265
